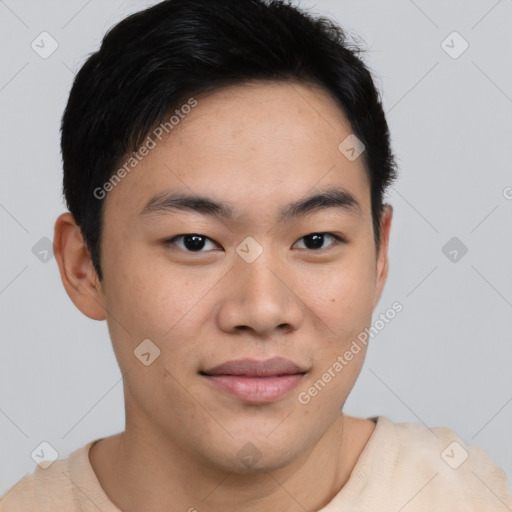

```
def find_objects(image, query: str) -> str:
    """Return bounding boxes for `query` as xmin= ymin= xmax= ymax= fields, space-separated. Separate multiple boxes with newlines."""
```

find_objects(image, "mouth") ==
xmin=200 ymin=357 xmax=308 ymax=403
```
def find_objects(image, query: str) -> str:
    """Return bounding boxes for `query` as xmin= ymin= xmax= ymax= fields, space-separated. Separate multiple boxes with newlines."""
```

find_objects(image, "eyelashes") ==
xmin=164 ymin=232 xmax=346 ymax=253
xmin=293 ymin=232 xmax=345 ymax=250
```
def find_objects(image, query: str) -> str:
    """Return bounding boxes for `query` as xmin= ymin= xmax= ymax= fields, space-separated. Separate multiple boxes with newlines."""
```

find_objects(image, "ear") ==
xmin=53 ymin=212 xmax=107 ymax=320
xmin=372 ymin=205 xmax=393 ymax=310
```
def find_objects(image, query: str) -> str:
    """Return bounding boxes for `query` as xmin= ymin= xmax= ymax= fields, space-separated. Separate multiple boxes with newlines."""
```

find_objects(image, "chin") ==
xmin=198 ymin=437 xmax=300 ymax=475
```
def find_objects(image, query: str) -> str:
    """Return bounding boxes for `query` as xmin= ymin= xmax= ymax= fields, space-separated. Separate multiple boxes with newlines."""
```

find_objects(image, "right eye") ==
xmin=164 ymin=234 xmax=221 ymax=252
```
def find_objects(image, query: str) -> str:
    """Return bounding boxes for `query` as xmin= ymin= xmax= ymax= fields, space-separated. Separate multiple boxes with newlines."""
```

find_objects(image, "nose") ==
xmin=216 ymin=253 xmax=304 ymax=337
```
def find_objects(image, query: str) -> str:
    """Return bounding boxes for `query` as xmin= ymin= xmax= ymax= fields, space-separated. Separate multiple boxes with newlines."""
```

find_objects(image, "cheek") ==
xmin=301 ymin=255 xmax=376 ymax=337
xmin=101 ymin=252 xmax=219 ymax=369
xmin=297 ymin=342 xmax=367 ymax=418
xmin=102 ymin=244 xmax=198 ymax=336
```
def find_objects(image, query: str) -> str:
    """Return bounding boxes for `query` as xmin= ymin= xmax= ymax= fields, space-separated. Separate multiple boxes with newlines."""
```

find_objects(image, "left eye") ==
xmin=165 ymin=232 xmax=344 ymax=253
xmin=293 ymin=232 xmax=344 ymax=250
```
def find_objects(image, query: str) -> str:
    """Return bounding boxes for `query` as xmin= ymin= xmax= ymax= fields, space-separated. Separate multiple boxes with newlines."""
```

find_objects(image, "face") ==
xmin=57 ymin=80 xmax=391 ymax=474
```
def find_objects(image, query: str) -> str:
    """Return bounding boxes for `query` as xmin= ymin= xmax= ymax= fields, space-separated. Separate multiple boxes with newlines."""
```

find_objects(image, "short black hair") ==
xmin=61 ymin=0 xmax=398 ymax=282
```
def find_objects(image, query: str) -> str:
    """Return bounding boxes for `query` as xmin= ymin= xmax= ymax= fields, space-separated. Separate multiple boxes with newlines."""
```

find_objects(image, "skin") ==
xmin=53 ymin=80 xmax=392 ymax=512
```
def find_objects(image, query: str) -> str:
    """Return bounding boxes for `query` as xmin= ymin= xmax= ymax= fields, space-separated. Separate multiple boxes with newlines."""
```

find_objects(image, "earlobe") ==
xmin=372 ymin=205 xmax=393 ymax=310
xmin=53 ymin=213 xmax=107 ymax=321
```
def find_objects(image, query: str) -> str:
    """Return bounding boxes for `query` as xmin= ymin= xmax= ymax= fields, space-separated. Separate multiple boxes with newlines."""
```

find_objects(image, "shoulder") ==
xmin=367 ymin=416 xmax=512 ymax=510
xmin=0 ymin=441 xmax=96 ymax=512
xmin=0 ymin=461 xmax=72 ymax=511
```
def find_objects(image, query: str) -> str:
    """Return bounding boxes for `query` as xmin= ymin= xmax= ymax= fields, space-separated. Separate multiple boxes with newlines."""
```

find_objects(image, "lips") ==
xmin=200 ymin=357 xmax=308 ymax=403
xmin=201 ymin=357 xmax=307 ymax=378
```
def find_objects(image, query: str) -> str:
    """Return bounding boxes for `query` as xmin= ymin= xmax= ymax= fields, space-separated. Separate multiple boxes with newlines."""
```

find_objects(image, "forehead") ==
xmin=103 ymin=80 xmax=371 ymax=223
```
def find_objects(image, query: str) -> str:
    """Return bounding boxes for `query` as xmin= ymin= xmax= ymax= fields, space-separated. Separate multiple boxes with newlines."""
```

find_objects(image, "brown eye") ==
xmin=165 ymin=234 xmax=219 ymax=252
xmin=293 ymin=232 xmax=344 ymax=250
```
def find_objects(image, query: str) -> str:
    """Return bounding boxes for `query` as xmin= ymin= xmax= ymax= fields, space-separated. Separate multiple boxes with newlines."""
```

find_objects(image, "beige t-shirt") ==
xmin=1 ymin=416 xmax=511 ymax=511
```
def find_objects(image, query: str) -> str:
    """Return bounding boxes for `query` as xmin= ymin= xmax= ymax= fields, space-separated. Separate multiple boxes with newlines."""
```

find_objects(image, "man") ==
xmin=1 ymin=0 xmax=511 ymax=510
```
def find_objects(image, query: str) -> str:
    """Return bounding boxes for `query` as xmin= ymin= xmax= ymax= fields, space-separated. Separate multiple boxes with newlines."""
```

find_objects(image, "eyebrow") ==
xmin=138 ymin=186 xmax=362 ymax=222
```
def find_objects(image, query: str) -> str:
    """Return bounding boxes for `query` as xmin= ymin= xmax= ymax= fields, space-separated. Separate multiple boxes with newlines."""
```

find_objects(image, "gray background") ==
xmin=1 ymin=0 xmax=511 ymax=497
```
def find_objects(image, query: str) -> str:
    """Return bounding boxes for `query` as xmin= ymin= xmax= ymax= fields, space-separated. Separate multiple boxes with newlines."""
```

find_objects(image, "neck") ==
xmin=89 ymin=413 xmax=374 ymax=512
